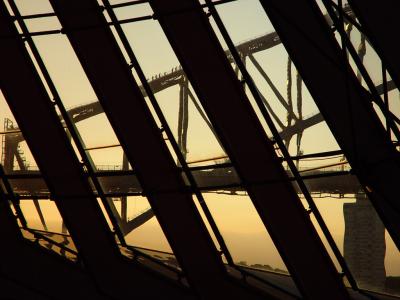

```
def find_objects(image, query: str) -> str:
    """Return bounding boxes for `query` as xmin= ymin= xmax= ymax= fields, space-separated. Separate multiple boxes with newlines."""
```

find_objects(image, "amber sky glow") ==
xmin=1 ymin=0 xmax=399 ymax=283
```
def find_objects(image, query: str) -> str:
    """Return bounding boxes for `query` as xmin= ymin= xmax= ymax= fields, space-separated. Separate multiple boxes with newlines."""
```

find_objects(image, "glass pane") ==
xmin=303 ymin=172 xmax=400 ymax=296
xmin=101 ymin=195 xmax=185 ymax=277
xmin=0 ymin=92 xmax=40 ymax=175
xmin=19 ymin=199 xmax=78 ymax=261
xmin=115 ymin=13 xmax=227 ymax=163
xmin=317 ymin=1 xmax=400 ymax=145
xmin=201 ymin=192 xmax=289 ymax=273
xmin=13 ymin=0 xmax=52 ymax=16
xmin=208 ymin=0 xmax=400 ymax=296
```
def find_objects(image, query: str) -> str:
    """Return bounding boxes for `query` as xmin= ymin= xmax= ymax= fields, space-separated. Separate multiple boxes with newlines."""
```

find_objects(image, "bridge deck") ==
xmin=7 ymin=167 xmax=360 ymax=198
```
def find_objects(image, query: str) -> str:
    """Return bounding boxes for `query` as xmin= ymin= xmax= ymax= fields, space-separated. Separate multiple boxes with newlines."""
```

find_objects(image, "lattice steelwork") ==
xmin=0 ymin=0 xmax=399 ymax=299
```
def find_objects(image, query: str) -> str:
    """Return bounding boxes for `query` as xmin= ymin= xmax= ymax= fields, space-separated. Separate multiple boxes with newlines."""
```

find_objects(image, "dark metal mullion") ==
xmin=0 ymin=176 xmax=24 ymax=239
xmin=257 ymin=88 xmax=285 ymax=130
xmin=201 ymin=0 xmax=239 ymax=8
xmin=0 ymin=165 xmax=27 ymax=228
xmin=2 ymin=5 xmax=191 ymax=297
xmin=248 ymin=54 xmax=298 ymax=121
xmin=52 ymin=1 xmax=260 ymax=297
xmin=120 ymin=154 xmax=128 ymax=228
xmin=19 ymin=12 xmax=55 ymax=20
xmin=151 ymin=0 xmax=350 ymax=298
xmin=177 ymin=80 xmax=184 ymax=157
xmin=101 ymin=0 xmax=236 ymax=267
xmin=323 ymin=0 xmax=400 ymax=140
xmin=6 ymin=15 xmax=154 ymax=39
xmin=329 ymin=2 xmax=364 ymax=34
xmin=0 ymin=187 xmax=49 ymax=296
xmin=8 ymin=0 xmax=127 ymax=246
xmin=122 ymin=0 xmax=240 ymax=11
xmin=321 ymin=3 xmax=400 ymax=247
xmin=381 ymin=65 xmax=391 ymax=139
xmin=0 ymin=196 xmax=104 ymax=299
xmin=186 ymin=88 xmax=226 ymax=151
xmin=346 ymin=0 xmax=400 ymax=95
xmin=238 ymin=268 xmax=302 ymax=300
xmin=207 ymin=0 xmax=358 ymax=289
xmin=25 ymin=228 xmax=78 ymax=257
xmin=32 ymin=198 xmax=48 ymax=231
xmin=7 ymin=28 xmax=62 ymax=38
xmin=108 ymin=0 xmax=149 ymax=9
xmin=336 ymin=0 xmax=358 ymax=173
xmin=181 ymin=78 xmax=189 ymax=157
xmin=260 ymin=0 xmax=400 ymax=250
xmin=125 ymin=245 xmax=185 ymax=277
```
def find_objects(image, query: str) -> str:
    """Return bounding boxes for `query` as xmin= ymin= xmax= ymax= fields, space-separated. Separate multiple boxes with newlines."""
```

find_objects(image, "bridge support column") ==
xmin=344 ymin=193 xmax=386 ymax=290
xmin=3 ymin=136 xmax=16 ymax=172
xmin=177 ymin=77 xmax=189 ymax=160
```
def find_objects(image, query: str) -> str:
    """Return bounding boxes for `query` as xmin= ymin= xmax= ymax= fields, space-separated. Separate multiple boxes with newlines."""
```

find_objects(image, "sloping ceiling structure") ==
xmin=0 ymin=0 xmax=399 ymax=299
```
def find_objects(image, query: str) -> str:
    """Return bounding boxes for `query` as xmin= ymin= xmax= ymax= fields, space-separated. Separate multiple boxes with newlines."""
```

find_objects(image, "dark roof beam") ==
xmin=49 ymin=0 xmax=266 ymax=298
xmin=0 ymin=3 xmax=191 ymax=298
xmin=258 ymin=0 xmax=400 ymax=249
xmin=347 ymin=0 xmax=400 ymax=92
xmin=149 ymin=1 xmax=350 ymax=299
